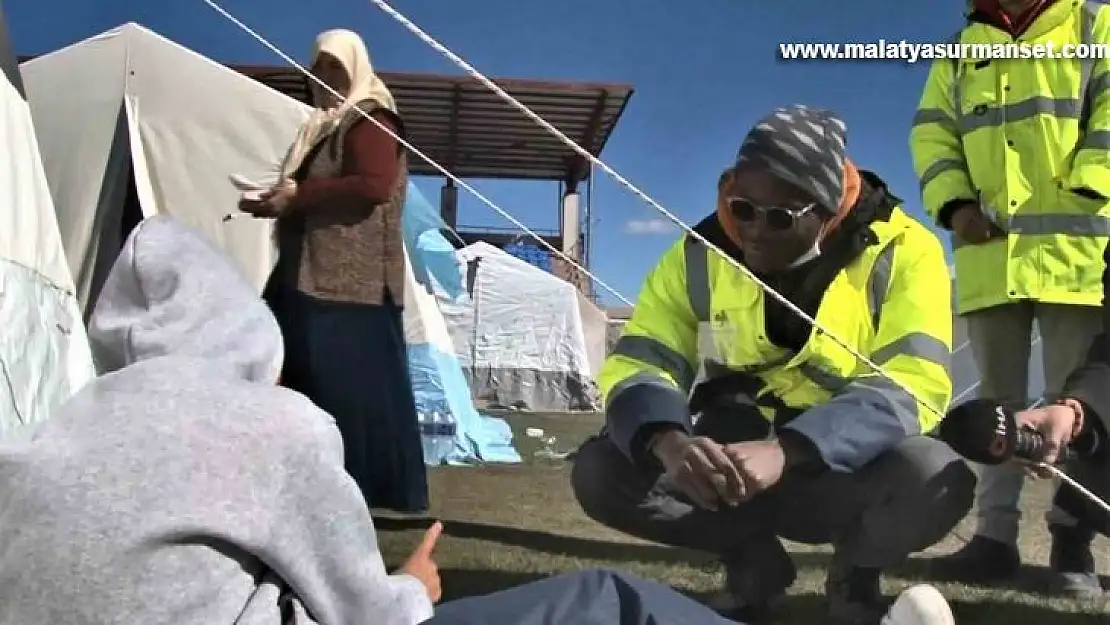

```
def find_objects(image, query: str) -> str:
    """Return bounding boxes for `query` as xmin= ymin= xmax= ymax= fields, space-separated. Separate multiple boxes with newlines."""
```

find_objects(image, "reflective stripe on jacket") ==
xmin=600 ymin=207 xmax=953 ymax=471
xmin=910 ymin=0 xmax=1110 ymax=313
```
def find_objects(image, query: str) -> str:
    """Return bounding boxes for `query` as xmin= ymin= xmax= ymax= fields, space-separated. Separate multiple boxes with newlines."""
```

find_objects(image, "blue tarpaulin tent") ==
xmin=401 ymin=182 xmax=520 ymax=465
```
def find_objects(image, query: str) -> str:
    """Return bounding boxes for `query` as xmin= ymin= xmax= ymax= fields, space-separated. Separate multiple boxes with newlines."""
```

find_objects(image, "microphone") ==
xmin=937 ymin=398 xmax=1099 ymax=465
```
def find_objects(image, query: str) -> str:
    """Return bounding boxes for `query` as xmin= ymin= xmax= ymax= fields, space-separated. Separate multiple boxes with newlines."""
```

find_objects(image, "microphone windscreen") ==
xmin=938 ymin=398 xmax=1018 ymax=465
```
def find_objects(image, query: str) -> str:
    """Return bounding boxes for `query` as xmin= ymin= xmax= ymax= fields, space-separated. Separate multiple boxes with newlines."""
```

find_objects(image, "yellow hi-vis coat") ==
xmin=910 ymin=0 xmax=1110 ymax=314
xmin=601 ymin=206 xmax=953 ymax=472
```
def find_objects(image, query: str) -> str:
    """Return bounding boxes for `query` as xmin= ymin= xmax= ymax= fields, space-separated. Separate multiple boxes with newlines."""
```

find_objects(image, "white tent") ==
xmin=0 ymin=1 xmax=95 ymax=438
xmin=439 ymin=242 xmax=604 ymax=412
xmin=19 ymin=22 xmax=308 ymax=312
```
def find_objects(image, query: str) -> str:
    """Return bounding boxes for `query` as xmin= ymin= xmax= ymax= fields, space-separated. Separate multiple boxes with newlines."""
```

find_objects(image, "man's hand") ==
xmin=723 ymin=440 xmax=787 ymax=499
xmin=949 ymin=202 xmax=1001 ymax=244
xmin=1014 ymin=404 xmax=1080 ymax=466
xmin=652 ymin=431 xmax=744 ymax=510
xmin=399 ymin=521 xmax=443 ymax=602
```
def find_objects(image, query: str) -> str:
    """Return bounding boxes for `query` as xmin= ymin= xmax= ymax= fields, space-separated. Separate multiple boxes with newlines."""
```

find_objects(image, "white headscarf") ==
xmin=279 ymin=29 xmax=397 ymax=180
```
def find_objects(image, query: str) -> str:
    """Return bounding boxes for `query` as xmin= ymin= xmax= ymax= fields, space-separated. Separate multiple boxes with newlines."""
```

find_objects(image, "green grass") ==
xmin=374 ymin=412 xmax=1109 ymax=623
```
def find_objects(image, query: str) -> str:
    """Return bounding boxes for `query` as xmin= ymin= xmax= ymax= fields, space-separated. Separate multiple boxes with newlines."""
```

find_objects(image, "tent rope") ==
xmin=200 ymin=0 xmax=634 ymax=306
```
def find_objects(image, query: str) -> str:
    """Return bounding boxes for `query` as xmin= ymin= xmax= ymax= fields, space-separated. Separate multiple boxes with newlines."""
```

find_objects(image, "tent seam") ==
xmin=0 ymin=257 xmax=78 ymax=298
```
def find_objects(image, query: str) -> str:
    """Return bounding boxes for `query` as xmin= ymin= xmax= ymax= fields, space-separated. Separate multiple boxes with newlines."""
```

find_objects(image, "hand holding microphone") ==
xmin=1012 ymin=402 xmax=1082 ymax=466
xmin=937 ymin=398 xmax=1097 ymax=467
xmin=940 ymin=398 xmax=1110 ymax=519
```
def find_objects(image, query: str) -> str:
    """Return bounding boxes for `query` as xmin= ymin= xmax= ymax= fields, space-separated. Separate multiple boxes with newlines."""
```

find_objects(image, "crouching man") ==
xmin=570 ymin=105 xmax=976 ymax=625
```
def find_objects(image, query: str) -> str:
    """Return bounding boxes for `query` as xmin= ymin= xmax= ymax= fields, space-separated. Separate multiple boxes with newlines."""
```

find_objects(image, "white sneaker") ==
xmin=880 ymin=584 xmax=954 ymax=625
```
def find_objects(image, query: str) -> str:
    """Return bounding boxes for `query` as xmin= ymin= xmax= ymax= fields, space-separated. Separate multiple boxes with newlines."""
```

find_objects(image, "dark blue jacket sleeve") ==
xmin=606 ymin=376 xmax=691 ymax=467
xmin=781 ymin=378 xmax=918 ymax=471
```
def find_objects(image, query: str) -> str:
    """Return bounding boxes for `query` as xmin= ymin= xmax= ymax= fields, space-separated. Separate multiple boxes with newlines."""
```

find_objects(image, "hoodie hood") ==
xmin=87 ymin=215 xmax=282 ymax=383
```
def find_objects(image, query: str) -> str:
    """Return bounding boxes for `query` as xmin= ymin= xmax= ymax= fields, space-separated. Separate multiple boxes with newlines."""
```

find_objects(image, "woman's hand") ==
xmin=237 ymin=197 xmax=276 ymax=218
xmin=239 ymin=181 xmax=297 ymax=218
xmin=261 ymin=181 xmax=298 ymax=214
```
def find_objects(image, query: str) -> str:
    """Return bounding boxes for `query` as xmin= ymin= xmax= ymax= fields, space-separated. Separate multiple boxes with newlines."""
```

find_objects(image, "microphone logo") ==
xmin=988 ymin=405 xmax=1009 ymax=459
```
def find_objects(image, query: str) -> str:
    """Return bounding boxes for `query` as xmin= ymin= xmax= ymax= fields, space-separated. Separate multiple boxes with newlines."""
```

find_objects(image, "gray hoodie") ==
xmin=0 ymin=216 xmax=433 ymax=625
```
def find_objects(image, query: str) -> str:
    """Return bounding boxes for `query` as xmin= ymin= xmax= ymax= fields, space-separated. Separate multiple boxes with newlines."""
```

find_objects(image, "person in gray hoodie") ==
xmin=0 ymin=215 xmax=440 ymax=624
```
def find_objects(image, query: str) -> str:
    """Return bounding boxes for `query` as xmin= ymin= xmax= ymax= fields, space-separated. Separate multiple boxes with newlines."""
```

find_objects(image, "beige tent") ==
xmin=20 ymin=22 xmax=311 ymax=313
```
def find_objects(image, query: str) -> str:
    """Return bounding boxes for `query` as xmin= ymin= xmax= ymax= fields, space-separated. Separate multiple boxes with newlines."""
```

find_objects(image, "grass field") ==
xmin=374 ymin=412 xmax=1109 ymax=623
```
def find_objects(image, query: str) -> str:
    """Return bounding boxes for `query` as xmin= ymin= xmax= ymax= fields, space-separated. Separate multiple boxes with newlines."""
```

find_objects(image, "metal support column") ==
xmin=440 ymin=178 xmax=458 ymax=232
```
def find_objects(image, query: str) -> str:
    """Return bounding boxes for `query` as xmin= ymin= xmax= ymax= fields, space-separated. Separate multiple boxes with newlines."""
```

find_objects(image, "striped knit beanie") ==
xmin=735 ymin=104 xmax=849 ymax=215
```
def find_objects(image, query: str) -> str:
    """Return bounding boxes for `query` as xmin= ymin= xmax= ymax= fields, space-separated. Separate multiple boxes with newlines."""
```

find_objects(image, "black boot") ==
xmin=928 ymin=534 xmax=1021 ymax=583
xmin=709 ymin=536 xmax=796 ymax=622
xmin=1048 ymin=524 xmax=1103 ymax=598
xmin=826 ymin=566 xmax=888 ymax=625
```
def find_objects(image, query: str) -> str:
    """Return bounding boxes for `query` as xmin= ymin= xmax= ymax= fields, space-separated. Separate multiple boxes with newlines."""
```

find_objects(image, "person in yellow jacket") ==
xmin=571 ymin=105 xmax=975 ymax=625
xmin=909 ymin=0 xmax=1107 ymax=595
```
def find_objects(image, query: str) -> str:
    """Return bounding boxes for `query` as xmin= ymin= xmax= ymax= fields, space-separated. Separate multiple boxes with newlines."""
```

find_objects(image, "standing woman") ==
xmin=240 ymin=29 xmax=428 ymax=513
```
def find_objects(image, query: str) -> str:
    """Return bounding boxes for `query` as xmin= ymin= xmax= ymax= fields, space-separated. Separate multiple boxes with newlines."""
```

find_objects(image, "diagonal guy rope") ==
xmin=199 ymin=0 xmax=634 ymax=306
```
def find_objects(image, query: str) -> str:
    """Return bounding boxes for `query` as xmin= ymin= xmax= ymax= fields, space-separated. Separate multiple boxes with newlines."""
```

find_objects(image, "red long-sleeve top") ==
xmin=288 ymin=110 xmax=400 ymax=211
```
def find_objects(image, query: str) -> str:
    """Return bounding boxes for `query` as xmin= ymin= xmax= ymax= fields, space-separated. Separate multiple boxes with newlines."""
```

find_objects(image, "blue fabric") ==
xmin=415 ymin=230 xmax=465 ymax=299
xmin=407 ymin=342 xmax=521 ymax=466
xmin=401 ymin=181 xmax=444 ymax=241
xmin=402 ymin=182 xmax=464 ymax=298
xmin=400 ymin=181 xmax=516 ymax=465
xmin=428 ymin=569 xmax=742 ymax=625
xmin=606 ymin=380 xmax=691 ymax=460
xmin=503 ymin=241 xmax=553 ymax=273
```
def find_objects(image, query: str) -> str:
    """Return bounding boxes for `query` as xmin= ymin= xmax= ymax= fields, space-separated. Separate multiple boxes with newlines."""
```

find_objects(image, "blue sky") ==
xmin=9 ymin=0 xmax=980 ymax=304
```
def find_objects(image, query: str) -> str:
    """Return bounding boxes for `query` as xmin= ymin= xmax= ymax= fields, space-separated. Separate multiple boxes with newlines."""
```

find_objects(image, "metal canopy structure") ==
xmin=224 ymin=65 xmax=634 ymax=181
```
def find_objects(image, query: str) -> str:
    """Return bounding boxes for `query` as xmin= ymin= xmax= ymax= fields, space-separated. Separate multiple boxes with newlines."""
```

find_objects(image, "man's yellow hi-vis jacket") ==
xmin=601 ymin=176 xmax=953 ymax=472
xmin=911 ymin=0 xmax=1110 ymax=314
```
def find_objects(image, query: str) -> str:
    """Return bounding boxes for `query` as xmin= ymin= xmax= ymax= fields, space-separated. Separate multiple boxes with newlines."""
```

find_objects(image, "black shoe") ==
xmin=1048 ymin=525 xmax=1104 ymax=598
xmin=826 ymin=566 xmax=889 ymax=625
xmin=928 ymin=535 xmax=1021 ymax=583
xmin=709 ymin=537 xmax=796 ymax=622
